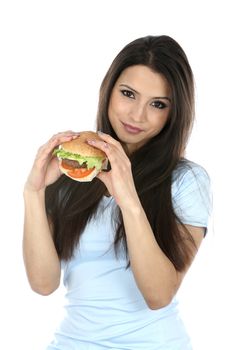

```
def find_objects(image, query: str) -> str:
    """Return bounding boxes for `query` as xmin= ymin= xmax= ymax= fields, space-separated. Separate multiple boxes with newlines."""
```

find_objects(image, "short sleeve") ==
xmin=171 ymin=162 xmax=212 ymax=230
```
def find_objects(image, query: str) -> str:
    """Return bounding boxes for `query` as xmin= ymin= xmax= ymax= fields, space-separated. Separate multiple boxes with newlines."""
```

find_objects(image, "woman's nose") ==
xmin=129 ymin=103 xmax=147 ymax=122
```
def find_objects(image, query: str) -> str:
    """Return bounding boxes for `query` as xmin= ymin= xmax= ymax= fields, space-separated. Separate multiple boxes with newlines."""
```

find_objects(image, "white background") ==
xmin=0 ymin=1 xmax=232 ymax=349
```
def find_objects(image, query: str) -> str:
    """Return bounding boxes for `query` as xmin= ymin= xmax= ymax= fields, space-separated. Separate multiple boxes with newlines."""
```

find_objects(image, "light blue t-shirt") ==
xmin=47 ymin=161 xmax=212 ymax=350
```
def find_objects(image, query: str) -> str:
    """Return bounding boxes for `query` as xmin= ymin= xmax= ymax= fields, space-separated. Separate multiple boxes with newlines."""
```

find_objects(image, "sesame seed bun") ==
xmin=61 ymin=131 xmax=106 ymax=158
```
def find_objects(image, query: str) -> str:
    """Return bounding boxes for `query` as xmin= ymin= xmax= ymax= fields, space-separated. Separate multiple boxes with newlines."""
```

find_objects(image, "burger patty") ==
xmin=62 ymin=159 xmax=87 ymax=169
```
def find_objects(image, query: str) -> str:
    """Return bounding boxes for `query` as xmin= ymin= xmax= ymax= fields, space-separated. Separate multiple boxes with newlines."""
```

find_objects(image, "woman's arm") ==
xmin=23 ymin=189 xmax=61 ymax=295
xmin=121 ymin=204 xmax=204 ymax=309
xmin=23 ymin=131 xmax=79 ymax=295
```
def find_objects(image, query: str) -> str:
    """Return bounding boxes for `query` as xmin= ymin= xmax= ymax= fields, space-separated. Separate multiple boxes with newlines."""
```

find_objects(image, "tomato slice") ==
xmin=67 ymin=167 xmax=95 ymax=179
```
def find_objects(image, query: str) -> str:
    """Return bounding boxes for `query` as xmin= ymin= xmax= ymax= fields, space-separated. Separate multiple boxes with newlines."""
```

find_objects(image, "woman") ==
xmin=23 ymin=35 xmax=212 ymax=349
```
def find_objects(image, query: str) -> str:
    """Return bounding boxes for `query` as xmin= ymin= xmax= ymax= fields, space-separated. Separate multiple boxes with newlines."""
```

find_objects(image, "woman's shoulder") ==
xmin=171 ymin=158 xmax=212 ymax=211
xmin=171 ymin=159 xmax=212 ymax=228
xmin=171 ymin=158 xmax=212 ymax=204
xmin=172 ymin=159 xmax=210 ymax=186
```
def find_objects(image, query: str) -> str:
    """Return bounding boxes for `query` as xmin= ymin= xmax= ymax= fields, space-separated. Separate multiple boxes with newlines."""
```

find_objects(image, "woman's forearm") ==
xmin=121 ymin=203 xmax=178 ymax=309
xmin=23 ymin=188 xmax=61 ymax=295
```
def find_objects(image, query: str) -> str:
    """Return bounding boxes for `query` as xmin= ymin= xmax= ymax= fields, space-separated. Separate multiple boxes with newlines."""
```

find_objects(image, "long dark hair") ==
xmin=46 ymin=35 xmax=195 ymax=271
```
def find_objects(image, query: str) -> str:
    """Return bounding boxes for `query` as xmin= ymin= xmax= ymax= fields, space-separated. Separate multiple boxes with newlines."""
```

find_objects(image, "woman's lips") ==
xmin=121 ymin=122 xmax=143 ymax=134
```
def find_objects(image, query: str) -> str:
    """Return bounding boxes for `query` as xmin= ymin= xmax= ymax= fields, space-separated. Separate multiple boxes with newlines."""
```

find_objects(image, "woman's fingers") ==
xmin=25 ymin=131 xmax=81 ymax=192
xmin=87 ymin=133 xmax=127 ymax=162
xmin=50 ymin=130 xmax=80 ymax=142
xmin=37 ymin=131 xmax=80 ymax=161
xmin=48 ymin=131 xmax=80 ymax=149
xmin=86 ymin=133 xmax=138 ymax=208
xmin=87 ymin=135 xmax=131 ymax=175
xmin=96 ymin=131 xmax=124 ymax=151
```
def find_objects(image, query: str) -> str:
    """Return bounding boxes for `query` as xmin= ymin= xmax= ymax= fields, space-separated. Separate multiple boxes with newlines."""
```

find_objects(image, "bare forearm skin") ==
xmin=23 ymin=189 xmax=61 ymax=295
xmin=121 ymin=203 xmax=178 ymax=310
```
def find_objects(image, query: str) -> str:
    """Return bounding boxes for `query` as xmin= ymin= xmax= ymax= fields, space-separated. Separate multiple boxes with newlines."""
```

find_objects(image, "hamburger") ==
xmin=54 ymin=131 xmax=108 ymax=182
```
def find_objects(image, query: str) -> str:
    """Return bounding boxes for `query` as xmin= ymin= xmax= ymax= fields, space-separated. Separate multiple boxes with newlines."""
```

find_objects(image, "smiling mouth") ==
xmin=121 ymin=122 xmax=143 ymax=134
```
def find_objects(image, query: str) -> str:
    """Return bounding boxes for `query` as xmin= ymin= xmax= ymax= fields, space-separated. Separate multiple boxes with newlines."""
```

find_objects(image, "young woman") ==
xmin=23 ymin=35 xmax=212 ymax=349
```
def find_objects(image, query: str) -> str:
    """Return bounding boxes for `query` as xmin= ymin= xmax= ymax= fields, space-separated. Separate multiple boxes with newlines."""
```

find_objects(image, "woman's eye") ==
xmin=121 ymin=90 xmax=135 ymax=99
xmin=151 ymin=100 xmax=166 ymax=109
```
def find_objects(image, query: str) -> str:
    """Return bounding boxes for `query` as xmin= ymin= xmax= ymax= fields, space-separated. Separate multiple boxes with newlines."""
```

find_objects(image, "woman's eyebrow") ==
xmin=119 ymin=84 xmax=171 ymax=103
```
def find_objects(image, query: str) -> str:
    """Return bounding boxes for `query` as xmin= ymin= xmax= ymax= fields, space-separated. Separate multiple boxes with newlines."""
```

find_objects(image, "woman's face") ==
xmin=108 ymin=65 xmax=171 ymax=154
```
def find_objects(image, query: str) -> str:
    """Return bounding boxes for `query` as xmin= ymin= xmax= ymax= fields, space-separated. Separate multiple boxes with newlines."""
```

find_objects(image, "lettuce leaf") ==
xmin=53 ymin=148 xmax=105 ymax=171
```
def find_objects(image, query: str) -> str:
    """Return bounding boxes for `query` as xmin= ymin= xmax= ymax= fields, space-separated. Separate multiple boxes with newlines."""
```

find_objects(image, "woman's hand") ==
xmin=87 ymin=132 xmax=140 ymax=210
xmin=24 ymin=131 xmax=80 ymax=192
